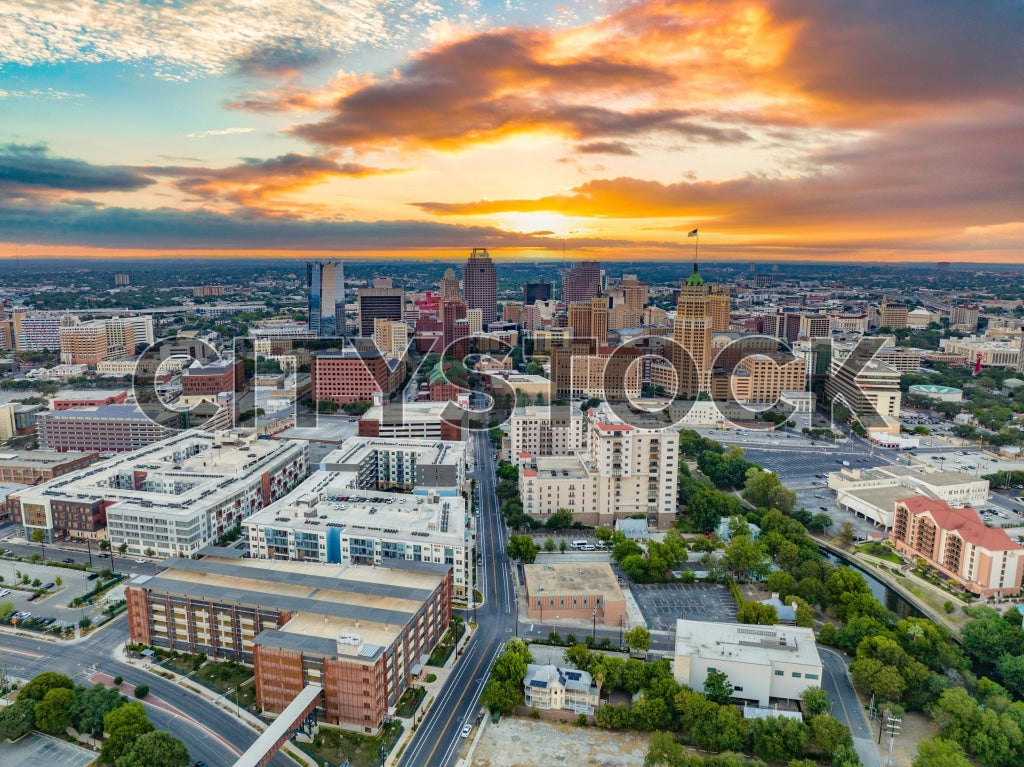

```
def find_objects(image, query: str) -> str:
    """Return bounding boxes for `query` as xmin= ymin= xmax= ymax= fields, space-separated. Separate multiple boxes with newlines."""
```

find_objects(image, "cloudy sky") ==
xmin=1 ymin=0 xmax=1021 ymax=262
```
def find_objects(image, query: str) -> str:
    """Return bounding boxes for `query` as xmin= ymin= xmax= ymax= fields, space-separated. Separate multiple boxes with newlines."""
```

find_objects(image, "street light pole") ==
xmin=592 ymin=608 xmax=597 ymax=642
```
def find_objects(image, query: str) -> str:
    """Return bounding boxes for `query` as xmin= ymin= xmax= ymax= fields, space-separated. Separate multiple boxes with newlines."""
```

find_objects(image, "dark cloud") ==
xmin=290 ymin=28 xmax=746 ymax=149
xmin=574 ymin=141 xmax=637 ymax=156
xmin=0 ymin=143 xmax=154 ymax=193
xmin=233 ymin=38 xmax=327 ymax=78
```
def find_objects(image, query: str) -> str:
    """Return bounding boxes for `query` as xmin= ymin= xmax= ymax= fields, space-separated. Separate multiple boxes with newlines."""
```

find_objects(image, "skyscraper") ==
xmin=307 ymin=260 xmax=343 ymax=337
xmin=357 ymin=287 xmax=404 ymax=337
xmin=439 ymin=268 xmax=461 ymax=301
xmin=562 ymin=262 xmax=601 ymax=304
xmin=523 ymin=281 xmax=551 ymax=306
xmin=672 ymin=264 xmax=712 ymax=398
xmin=463 ymin=248 xmax=497 ymax=325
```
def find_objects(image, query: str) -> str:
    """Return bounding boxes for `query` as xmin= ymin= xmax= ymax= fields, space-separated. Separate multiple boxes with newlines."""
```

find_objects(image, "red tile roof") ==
xmin=518 ymin=451 xmax=532 ymax=458
xmin=897 ymin=497 xmax=1024 ymax=552
xmin=593 ymin=421 xmax=634 ymax=431
xmin=522 ymin=470 xmax=537 ymax=477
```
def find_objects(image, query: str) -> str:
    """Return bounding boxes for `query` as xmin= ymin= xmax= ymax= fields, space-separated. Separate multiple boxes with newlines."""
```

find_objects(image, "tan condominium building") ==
xmin=720 ymin=352 xmax=807 ymax=405
xmin=372 ymin=318 xmax=409 ymax=358
xmin=125 ymin=555 xmax=452 ymax=733
xmin=890 ymin=497 xmax=1024 ymax=597
xmin=508 ymin=405 xmax=586 ymax=457
xmin=568 ymin=296 xmax=609 ymax=345
xmin=879 ymin=296 xmax=909 ymax=330
xmin=518 ymin=404 xmax=678 ymax=529
xmin=709 ymin=286 xmax=731 ymax=332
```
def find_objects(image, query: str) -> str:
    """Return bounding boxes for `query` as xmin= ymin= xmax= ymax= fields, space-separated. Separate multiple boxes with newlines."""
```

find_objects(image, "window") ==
xmin=774 ymin=670 xmax=784 ymax=676
xmin=734 ymin=686 xmax=743 ymax=692
xmin=792 ymin=672 xmax=802 ymax=678
xmin=805 ymin=673 xmax=819 ymax=681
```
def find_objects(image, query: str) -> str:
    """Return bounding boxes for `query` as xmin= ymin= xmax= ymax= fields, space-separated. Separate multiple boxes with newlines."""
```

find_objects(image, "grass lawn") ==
xmin=196 ymin=660 xmax=258 ymax=709
xmin=161 ymin=653 xmax=204 ymax=676
xmin=394 ymin=686 xmax=425 ymax=718
xmin=427 ymin=621 xmax=465 ymax=666
xmin=306 ymin=720 xmax=403 ymax=767
xmin=858 ymin=542 xmax=902 ymax=564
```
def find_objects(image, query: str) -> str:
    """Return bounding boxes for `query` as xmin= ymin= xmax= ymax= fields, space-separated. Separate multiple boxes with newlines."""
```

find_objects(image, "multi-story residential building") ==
xmin=824 ymin=356 xmax=902 ymax=434
xmin=509 ymin=405 xmax=586 ymax=457
xmin=890 ymin=497 xmax=1024 ymax=597
xmin=310 ymin=349 xmax=400 ymax=405
xmin=15 ymin=311 xmax=64 ymax=350
xmin=37 ymin=404 xmax=180 ymax=453
xmin=709 ymin=286 xmax=731 ymax=332
xmin=245 ymin=476 xmax=472 ymax=598
xmin=372 ymin=318 xmax=409 ymax=359
xmin=463 ymin=248 xmax=497 ymax=326
xmin=193 ymin=284 xmax=227 ymax=297
xmin=879 ymin=296 xmax=909 ymax=330
xmin=949 ymin=305 xmax=981 ymax=331
xmin=567 ymin=296 xmax=609 ymax=344
xmin=59 ymin=315 xmax=152 ymax=366
xmin=181 ymin=359 xmax=245 ymax=396
xmin=307 ymin=260 xmax=344 ymax=337
xmin=673 ymin=620 xmax=823 ymax=707
xmin=562 ymin=262 xmax=601 ymax=304
xmin=126 ymin=555 xmax=451 ymax=733
xmin=828 ymin=465 xmax=989 ymax=529
xmin=319 ymin=437 xmax=465 ymax=492
xmin=357 ymin=287 xmax=404 ymax=337
xmin=523 ymin=665 xmax=600 ymax=715
xmin=518 ymin=404 xmax=677 ymax=529
xmin=0 ymin=449 xmax=99 ymax=485
xmin=114 ymin=273 xmax=131 ymax=286
xmin=798 ymin=314 xmax=832 ymax=339
xmin=9 ymin=429 xmax=307 ymax=548
xmin=358 ymin=401 xmax=465 ymax=441
xmin=721 ymin=353 xmax=807 ymax=405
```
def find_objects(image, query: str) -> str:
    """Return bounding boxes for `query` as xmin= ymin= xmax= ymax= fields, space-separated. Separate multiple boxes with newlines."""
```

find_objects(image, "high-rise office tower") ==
xmin=879 ymin=296 xmax=909 ymax=330
xmin=562 ymin=262 xmax=601 ymax=304
xmin=307 ymin=260 xmax=343 ymax=337
xmin=439 ymin=268 xmax=461 ymax=301
xmin=463 ymin=248 xmax=497 ymax=326
xmin=672 ymin=263 xmax=712 ymax=398
xmin=357 ymin=287 xmax=405 ymax=337
xmin=523 ymin=282 xmax=551 ymax=306
xmin=567 ymin=296 xmax=609 ymax=345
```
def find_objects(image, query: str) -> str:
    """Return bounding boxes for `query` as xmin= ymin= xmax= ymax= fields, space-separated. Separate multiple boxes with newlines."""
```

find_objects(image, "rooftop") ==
xmin=524 ymin=563 xmax=624 ymax=599
xmin=0 ymin=449 xmax=98 ymax=467
xmin=675 ymin=619 xmax=821 ymax=668
xmin=37 ymin=404 xmax=156 ymax=421
xmin=898 ymin=497 xmax=1024 ymax=552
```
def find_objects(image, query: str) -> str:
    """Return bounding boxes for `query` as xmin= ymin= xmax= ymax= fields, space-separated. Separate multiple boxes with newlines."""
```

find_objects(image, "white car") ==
xmin=135 ymin=558 xmax=147 ymax=564
xmin=461 ymin=724 xmax=472 ymax=738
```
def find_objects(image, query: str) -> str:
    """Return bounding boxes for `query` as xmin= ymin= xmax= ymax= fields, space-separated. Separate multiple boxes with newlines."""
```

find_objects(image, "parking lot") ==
xmin=0 ymin=559 xmax=109 ymax=627
xmin=630 ymin=582 xmax=736 ymax=631
xmin=0 ymin=732 xmax=95 ymax=767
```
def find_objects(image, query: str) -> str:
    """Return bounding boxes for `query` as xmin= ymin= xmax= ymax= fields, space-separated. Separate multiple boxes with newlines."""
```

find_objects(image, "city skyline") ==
xmin=2 ymin=1 xmax=1022 ymax=263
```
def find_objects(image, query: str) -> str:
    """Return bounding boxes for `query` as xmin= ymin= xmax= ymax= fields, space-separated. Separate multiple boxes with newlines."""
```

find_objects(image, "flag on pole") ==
xmin=687 ymin=228 xmax=698 ymax=237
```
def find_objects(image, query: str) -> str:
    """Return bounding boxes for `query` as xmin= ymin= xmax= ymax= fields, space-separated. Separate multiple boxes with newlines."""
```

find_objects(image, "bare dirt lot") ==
xmin=470 ymin=716 xmax=650 ymax=767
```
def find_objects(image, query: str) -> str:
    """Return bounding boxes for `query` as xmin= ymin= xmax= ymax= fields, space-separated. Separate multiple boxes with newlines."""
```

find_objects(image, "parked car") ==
xmin=86 ymin=573 xmax=100 ymax=581
xmin=62 ymin=557 xmax=75 ymax=564
xmin=43 ymin=582 xmax=55 ymax=590
xmin=135 ymin=558 xmax=147 ymax=564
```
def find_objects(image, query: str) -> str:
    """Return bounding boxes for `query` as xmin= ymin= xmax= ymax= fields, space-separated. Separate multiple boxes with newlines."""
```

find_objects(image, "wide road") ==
xmin=820 ymin=647 xmax=880 ymax=767
xmin=0 ymin=618 xmax=294 ymax=767
xmin=397 ymin=429 xmax=517 ymax=767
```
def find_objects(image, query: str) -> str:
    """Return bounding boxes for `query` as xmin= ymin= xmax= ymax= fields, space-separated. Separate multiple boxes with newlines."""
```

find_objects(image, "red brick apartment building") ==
xmin=890 ymin=497 xmax=1024 ymax=597
xmin=126 ymin=556 xmax=451 ymax=732
xmin=311 ymin=350 xmax=398 ymax=405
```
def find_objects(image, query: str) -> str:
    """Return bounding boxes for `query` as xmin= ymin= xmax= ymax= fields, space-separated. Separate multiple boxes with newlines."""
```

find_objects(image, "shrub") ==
xmin=134 ymin=684 xmax=149 ymax=698
xmin=112 ymin=676 xmax=123 ymax=686
xmin=944 ymin=600 xmax=955 ymax=614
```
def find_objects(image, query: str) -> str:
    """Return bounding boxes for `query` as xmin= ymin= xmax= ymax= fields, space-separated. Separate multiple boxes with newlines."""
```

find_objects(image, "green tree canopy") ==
xmin=115 ymin=729 xmax=191 ymax=767
xmin=19 ymin=671 xmax=74 ymax=703
xmin=625 ymin=625 xmax=652 ymax=653
xmin=703 ymin=669 xmax=734 ymax=705
xmin=34 ymin=687 xmax=76 ymax=735
xmin=100 ymin=702 xmax=154 ymax=765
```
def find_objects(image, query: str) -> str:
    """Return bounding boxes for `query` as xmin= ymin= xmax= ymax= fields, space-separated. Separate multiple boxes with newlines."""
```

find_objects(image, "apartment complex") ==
xmin=310 ymin=350 xmax=402 ymax=406
xmin=890 ymin=497 xmax=1024 ymax=597
xmin=244 ymin=474 xmax=472 ymax=598
xmin=59 ymin=315 xmax=153 ymax=366
xmin=523 ymin=563 xmax=626 ymax=627
xmin=14 ymin=312 xmax=63 ymax=350
xmin=463 ymin=248 xmax=497 ymax=326
xmin=567 ymin=296 xmax=609 ymax=344
xmin=0 ymin=449 xmax=99 ymax=485
xmin=673 ymin=620 xmax=823 ymax=707
xmin=723 ymin=352 xmax=807 ymax=405
xmin=949 ymin=305 xmax=980 ymax=330
xmin=372 ymin=318 xmax=408 ymax=358
xmin=319 ymin=437 xmax=465 ymax=492
xmin=509 ymin=405 xmax=586 ymax=457
xmin=37 ymin=404 xmax=180 ymax=453
xmin=125 ymin=555 xmax=451 ymax=732
xmin=518 ymin=404 xmax=677 ymax=529
xmin=9 ymin=430 xmax=307 ymax=549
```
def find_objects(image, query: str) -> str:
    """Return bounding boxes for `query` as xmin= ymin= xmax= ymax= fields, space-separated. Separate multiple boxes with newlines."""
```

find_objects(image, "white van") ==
xmin=570 ymin=539 xmax=588 ymax=550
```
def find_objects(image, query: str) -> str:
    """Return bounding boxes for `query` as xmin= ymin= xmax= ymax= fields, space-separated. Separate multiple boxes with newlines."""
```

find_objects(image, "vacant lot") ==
xmin=471 ymin=716 xmax=650 ymax=767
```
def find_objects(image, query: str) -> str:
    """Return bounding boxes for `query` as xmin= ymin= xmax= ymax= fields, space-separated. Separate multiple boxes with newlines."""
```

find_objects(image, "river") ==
xmin=819 ymin=548 xmax=923 ymax=619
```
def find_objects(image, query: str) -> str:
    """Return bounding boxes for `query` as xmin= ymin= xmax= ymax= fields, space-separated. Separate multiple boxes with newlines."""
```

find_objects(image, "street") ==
xmin=820 ymin=647 xmax=880 ymax=767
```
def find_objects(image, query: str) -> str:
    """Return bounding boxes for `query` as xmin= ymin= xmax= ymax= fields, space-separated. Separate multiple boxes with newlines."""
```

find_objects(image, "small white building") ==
xmin=673 ymin=620 xmax=822 ymax=707
xmin=524 ymin=664 xmax=600 ymax=715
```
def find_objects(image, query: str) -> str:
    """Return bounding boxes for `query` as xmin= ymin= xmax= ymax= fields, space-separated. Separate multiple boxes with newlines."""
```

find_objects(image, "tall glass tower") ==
xmin=307 ymin=260 xmax=343 ymax=337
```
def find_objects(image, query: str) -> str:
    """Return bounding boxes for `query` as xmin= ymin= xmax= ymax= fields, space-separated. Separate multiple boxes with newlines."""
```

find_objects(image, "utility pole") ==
xmin=884 ymin=713 xmax=901 ymax=767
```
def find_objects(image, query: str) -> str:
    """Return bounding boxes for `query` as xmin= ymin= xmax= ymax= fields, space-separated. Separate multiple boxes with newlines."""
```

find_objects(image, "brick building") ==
xmin=310 ymin=350 xmax=394 ymax=406
xmin=181 ymin=359 xmax=245 ymax=396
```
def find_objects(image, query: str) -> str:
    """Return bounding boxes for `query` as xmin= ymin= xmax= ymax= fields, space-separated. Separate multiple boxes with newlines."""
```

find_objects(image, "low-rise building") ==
xmin=358 ymin=401 xmax=465 ymax=441
xmin=125 ymin=555 xmax=451 ymax=733
xmin=244 ymin=472 xmax=472 ymax=598
xmin=0 ymin=449 xmax=100 ymax=485
xmin=51 ymin=389 xmax=129 ymax=410
xmin=890 ymin=497 xmax=1024 ymax=597
xmin=523 ymin=563 xmax=626 ymax=627
xmin=37 ymin=404 xmax=180 ymax=453
xmin=673 ymin=620 xmax=823 ymax=707
xmin=9 ymin=429 xmax=307 ymax=549
xmin=181 ymin=359 xmax=245 ymax=396
xmin=524 ymin=664 xmax=600 ymax=714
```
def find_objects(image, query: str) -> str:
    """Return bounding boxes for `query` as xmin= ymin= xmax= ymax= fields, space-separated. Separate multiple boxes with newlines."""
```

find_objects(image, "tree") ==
xmin=723 ymin=535 xmax=770 ymax=580
xmin=118 ymin=542 xmax=128 ymax=554
xmin=101 ymin=703 xmax=155 ymax=765
xmin=625 ymin=625 xmax=652 ymax=654
xmin=19 ymin=671 xmax=74 ymax=703
xmin=559 ymin=539 xmax=568 ymax=554
xmin=34 ymin=687 xmax=76 ymax=734
xmin=801 ymin=686 xmax=833 ymax=718
xmin=687 ymin=488 xmax=742 ymax=532
xmin=737 ymin=601 xmax=779 ymax=625
xmin=631 ymin=694 xmax=673 ymax=732
xmin=743 ymin=467 xmax=797 ymax=513
xmin=564 ymin=643 xmax=596 ymax=673
xmin=72 ymin=684 xmax=126 ymax=737
xmin=644 ymin=731 xmax=691 ymax=767
xmin=595 ymin=702 xmax=633 ymax=730
xmin=507 ymin=534 xmax=539 ymax=564
xmin=997 ymin=654 xmax=1024 ymax=700
xmin=837 ymin=521 xmax=857 ymax=544
xmin=850 ymin=657 xmax=906 ymax=701
xmin=0 ymin=698 xmax=34 ymax=741
xmin=545 ymin=508 xmax=574 ymax=530
xmin=480 ymin=678 xmax=523 ymax=714
xmin=115 ymin=730 xmax=191 ymax=767
xmin=750 ymin=715 xmax=808 ymax=763
xmin=765 ymin=570 xmax=797 ymax=599
xmin=912 ymin=738 xmax=973 ymax=767
xmin=703 ymin=669 xmax=734 ymax=704
xmin=134 ymin=684 xmax=150 ymax=698
xmin=809 ymin=513 xmax=833 ymax=533
xmin=543 ymin=537 xmax=556 ymax=552
xmin=807 ymin=713 xmax=852 ymax=756
xmin=31 ymin=527 xmax=46 ymax=559
xmin=79 ymin=615 xmax=92 ymax=629
xmin=496 ymin=479 xmax=518 ymax=501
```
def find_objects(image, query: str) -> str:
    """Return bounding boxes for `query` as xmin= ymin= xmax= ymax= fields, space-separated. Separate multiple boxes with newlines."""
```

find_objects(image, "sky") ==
xmin=1 ymin=0 xmax=1022 ymax=263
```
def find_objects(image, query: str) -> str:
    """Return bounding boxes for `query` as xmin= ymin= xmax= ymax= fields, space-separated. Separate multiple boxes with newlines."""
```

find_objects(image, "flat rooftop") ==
xmin=50 ymin=389 xmax=127 ymax=401
xmin=322 ymin=437 xmax=464 ymax=469
xmin=0 ymin=449 xmax=98 ymax=467
xmin=362 ymin=401 xmax=464 ymax=424
xmin=522 ymin=454 xmax=589 ymax=479
xmin=247 ymin=470 xmax=466 ymax=544
xmin=37 ymin=404 xmax=154 ymax=420
xmin=675 ymin=619 xmax=821 ymax=668
xmin=524 ymin=563 xmax=624 ymax=599
xmin=137 ymin=556 xmax=447 ymax=659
